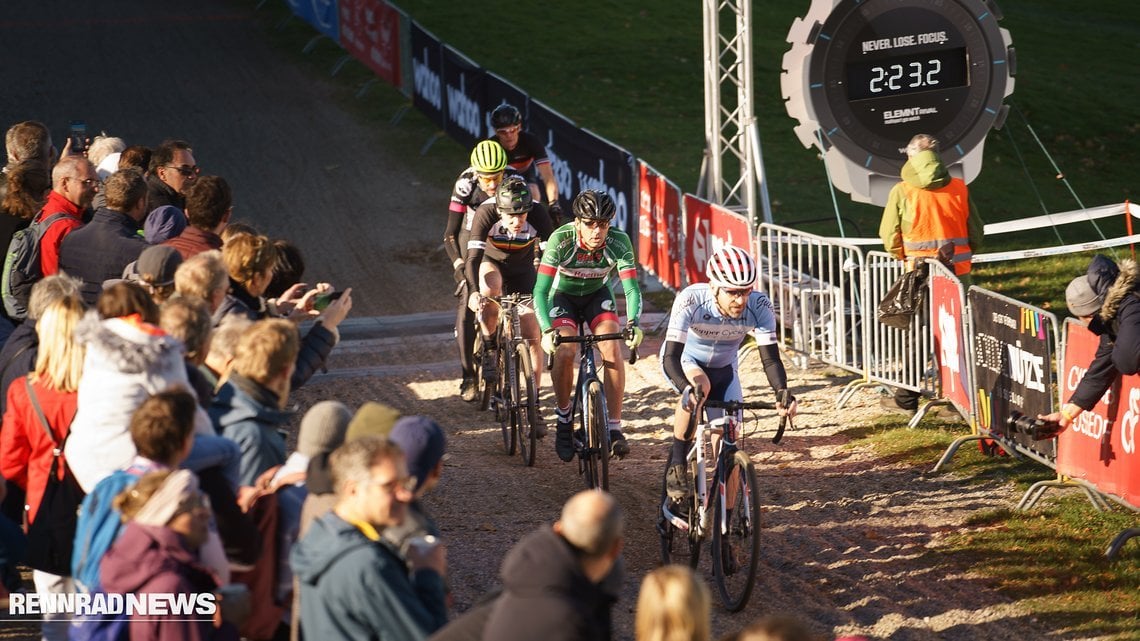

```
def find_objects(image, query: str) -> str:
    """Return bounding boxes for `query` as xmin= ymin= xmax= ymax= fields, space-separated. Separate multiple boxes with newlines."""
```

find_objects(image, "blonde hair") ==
xmin=113 ymin=470 xmax=172 ymax=521
xmin=222 ymin=232 xmax=276 ymax=289
xmin=635 ymin=566 xmax=711 ymax=641
xmin=231 ymin=318 xmax=298 ymax=386
xmin=32 ymin=296 xmax=86 ymax=392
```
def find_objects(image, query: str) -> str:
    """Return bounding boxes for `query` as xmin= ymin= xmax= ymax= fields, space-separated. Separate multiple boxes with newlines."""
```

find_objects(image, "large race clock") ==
xmin=781 ymin=0 xmax=1015 ymax=205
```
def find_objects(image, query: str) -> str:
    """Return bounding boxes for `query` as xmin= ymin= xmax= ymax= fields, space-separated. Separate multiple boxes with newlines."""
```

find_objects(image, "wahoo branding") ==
xmin=446 ymin=76 xmax=480 ymax=139
xmin=413 ymin=47 xmax=441 ymax=110
xmin=576 ymin=158 xmax=628 ymax=231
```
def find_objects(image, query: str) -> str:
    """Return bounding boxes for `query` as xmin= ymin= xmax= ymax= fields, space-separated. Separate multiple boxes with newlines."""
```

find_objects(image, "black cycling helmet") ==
xmin=572 ymin=190 xmax=616 ymax=221
xmin=496 ymin=176 xmax=533 ymax=215
xmin=491 ymin=104 xmax=522 ymax=130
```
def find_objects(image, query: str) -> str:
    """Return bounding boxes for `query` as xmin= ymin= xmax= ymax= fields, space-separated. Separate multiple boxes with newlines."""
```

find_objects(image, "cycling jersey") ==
xmin=664 ymin=284 xmax=777 ymax=369
xmin=533 ymin=223 xmax=641 ymax=332
xmin=487 ymin=131 xmax=549 ymax=184
xmin=464 ymin=200 xmax=554 ymax=294
xmin=443 ymin=166 xmax=522 ymax=266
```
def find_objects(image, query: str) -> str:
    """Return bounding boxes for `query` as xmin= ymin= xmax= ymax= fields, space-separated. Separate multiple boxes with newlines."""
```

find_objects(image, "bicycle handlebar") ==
xmin=697 ymin=389 xmax=794 ymax=445
xmin=552 ymin=331 xmax=639 ymax=365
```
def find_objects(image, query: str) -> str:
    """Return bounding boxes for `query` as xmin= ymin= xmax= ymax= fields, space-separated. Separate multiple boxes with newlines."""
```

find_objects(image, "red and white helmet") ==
xmin=706 ymin=245 xmax=756 ymax=288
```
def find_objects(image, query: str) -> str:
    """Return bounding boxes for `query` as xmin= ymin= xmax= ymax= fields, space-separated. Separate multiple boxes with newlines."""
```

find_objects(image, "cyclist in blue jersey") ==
xmin=659 ymin=246 xmax=797 ymax=500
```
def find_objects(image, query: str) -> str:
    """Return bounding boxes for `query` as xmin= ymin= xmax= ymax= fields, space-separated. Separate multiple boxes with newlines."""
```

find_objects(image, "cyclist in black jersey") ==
xmin=443 ymin=140 xmax=515 ymax=401
xmin=488 ymin=104 xmax=562 ymax=222
xmin=465 ymin=177 xmax=555 ymax=415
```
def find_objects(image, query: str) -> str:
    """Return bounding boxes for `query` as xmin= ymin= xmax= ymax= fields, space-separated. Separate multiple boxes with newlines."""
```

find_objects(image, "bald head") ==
xmin=556 ymin=490 xmax=623 ymax=557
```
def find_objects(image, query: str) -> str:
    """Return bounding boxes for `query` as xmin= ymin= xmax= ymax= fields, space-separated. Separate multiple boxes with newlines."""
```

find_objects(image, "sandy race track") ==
xmin=0 ymin=2 xmax=1086 ymax=640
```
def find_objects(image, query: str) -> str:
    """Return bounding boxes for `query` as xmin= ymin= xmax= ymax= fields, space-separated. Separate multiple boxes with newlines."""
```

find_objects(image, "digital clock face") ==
xmin=798 ymin=0 xmax=1012 ymax=178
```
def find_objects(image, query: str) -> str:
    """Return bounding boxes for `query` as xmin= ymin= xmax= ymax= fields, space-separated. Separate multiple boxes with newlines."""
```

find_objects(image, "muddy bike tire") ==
xmin=582 ymin=380 xmax=610 ymax=491
xmin=712 ymin=450 xmax=761 ymax=612
xmin=499 ymin=343 xmax=515 ymax=455
xmin=516 ymin=343 xmax=538 ymax=467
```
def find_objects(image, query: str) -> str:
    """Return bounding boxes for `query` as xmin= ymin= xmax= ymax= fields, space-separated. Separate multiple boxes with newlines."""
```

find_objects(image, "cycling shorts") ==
xmin=483 ymin=258 xmax=537 ymax=296
xmin=549 ymin=287 xmax=618 ymax=332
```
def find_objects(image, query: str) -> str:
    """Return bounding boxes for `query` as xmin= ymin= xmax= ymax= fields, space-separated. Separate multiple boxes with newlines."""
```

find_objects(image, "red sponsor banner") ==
xmin=637 ymin=163 xmax=683 ymax=290
xmin=1057 ymin=321 xmax=1140 ymax=507
xmin=339 ymin=0 xmax=401 ymax=88
xmin=682 ymin=194 xmax=754 ymax=285
xmin=930 ymin=269 xmax=971 ymax=415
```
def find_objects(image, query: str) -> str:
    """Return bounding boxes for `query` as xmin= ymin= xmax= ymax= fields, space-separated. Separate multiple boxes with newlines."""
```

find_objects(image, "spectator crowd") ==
xmin=0 ymin=120 xmax=847 ymax=641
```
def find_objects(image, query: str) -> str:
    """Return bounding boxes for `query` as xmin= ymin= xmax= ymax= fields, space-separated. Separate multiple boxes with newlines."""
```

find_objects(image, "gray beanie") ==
xmin=1065 ymin=275 xmax=1104 ymax=317
xmin=297 ymin=400 xmax=352 ymax=458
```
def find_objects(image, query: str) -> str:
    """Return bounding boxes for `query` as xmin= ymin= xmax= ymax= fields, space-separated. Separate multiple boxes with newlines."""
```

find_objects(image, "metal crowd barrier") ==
xmin=755 ymin=224 xmax=865 ymax=375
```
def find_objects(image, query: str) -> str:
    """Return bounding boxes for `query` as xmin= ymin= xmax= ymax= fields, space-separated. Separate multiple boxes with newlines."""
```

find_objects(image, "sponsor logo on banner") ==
xmin=339 ymin=0 xmax=401 ymax=87
xmin=413 ymin=47 xmax=441 ymax=110
xmin=446 ymin=75 xmax=480 ymax=140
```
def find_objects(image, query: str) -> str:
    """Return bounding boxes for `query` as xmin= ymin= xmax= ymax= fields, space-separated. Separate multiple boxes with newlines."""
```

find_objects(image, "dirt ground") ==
xmin=0 ymin=2 xmax=1099 ymax=640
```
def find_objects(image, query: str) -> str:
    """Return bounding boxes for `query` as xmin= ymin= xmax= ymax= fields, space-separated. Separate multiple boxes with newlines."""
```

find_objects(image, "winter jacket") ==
xmin=1069 ymin=256 xmax=1140 ymax=409
xmin=146 ymin=173 xmax=186 ymax=213
xmin=58 ymin=206 xmax=146 ymax=305
xmin=164 ymin=225 xmax=223 ymax=260
xmin=0 ymin=376 xmax=77 ymax=522
xmin=209 ymin=373 xmax=290 ymax=487
xmin=36 ymin=190 xmax=86 ymax=276
xmin=291 ymin=511 xmax=447 ymax=641
xmin=879 ymin=150 xmax=983 ymax=276
xmin=101 ymin=522 xmax=238 ymax=641
xmin=213 ymin=279 xmax=338 ymax=390
xmin=482 ymin=526 xmax=620 ymax=641
xmin=65 ymin=313 xmax=213 ymax=492
xmin=0 ymin=322 xmax=37 ymax=417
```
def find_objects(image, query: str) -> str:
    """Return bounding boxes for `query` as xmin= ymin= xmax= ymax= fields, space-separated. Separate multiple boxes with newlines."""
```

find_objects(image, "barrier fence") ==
xmin=273 ymin=0 xmax=1138 ymax=557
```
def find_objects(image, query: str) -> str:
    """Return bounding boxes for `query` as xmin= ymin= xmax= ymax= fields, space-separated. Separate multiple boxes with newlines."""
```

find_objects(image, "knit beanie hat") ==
xmin=297 ymin=400 xmax=352 ymax=458
xmin=388 ymin=415 xmax=447 ymax=493
xmin=345 ymin=401 xmax=401 ymax=443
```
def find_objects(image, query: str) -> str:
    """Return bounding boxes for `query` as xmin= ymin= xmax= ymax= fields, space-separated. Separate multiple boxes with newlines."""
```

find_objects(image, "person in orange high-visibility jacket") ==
xmin=878 ymin=134 xmax=983 ymax=414
xmin=879 ymin=134 xmax=983 ymax=285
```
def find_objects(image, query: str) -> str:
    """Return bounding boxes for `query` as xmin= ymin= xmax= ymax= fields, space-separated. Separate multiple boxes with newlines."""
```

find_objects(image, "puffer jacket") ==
xmin=1070 ymin=256 xmax=1140 ymax=409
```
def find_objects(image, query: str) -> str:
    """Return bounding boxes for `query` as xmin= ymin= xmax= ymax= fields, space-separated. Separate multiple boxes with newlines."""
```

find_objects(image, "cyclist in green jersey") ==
xmin=534 ymin=190 xmax=644 ymax=462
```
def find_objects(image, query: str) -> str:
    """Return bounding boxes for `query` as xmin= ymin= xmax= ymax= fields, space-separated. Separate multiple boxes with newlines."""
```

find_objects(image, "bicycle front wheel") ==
xmin=516 ymin=342 xmax=538 ymax=467
xmin=582 ymin=380 xmax=609 ymax=490
xmin=658 ymin=451 xmax=701 ymax=568
xmin=712 ymin=450 xmax=761 ymax=612
xmin=499 ymin=343 xmax=516 ymax=456
xmin=475 ymin=334 xmax=493 ymax=412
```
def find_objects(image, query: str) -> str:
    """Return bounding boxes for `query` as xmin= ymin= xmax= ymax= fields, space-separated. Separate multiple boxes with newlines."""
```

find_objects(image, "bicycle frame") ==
xmin=663 ymin=412 xmax=741 ymax=537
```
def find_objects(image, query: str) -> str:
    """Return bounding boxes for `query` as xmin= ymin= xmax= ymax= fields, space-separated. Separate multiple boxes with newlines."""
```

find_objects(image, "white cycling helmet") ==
xmin=706 ymin=245 xmax=756 ymax=288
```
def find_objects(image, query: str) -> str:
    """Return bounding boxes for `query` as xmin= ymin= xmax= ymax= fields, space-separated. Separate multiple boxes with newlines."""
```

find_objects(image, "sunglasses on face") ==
xmin=496 ymin=125 xmax=520 ymax=135
xmin=579 ymin=219 xmax=609 ymax=230
xmin=720 ymin=287 xmax=752 ymax=298
xmin=164 ymin=165 xmax=200 ymax=178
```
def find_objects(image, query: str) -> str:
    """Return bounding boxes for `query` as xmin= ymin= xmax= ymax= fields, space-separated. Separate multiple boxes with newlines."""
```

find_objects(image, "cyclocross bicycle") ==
xmin=551 ymin=328 xmax=638 ymax=490
xmin=657 ymin=392 xmax=791 ymax=611
xmin=482 ymin=293 xmax=541 ymax=466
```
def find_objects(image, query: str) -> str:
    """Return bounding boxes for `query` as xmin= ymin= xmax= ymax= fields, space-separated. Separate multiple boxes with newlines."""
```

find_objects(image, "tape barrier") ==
xmin=1058 ymin=320 xmax=1140 ymax=508
xmin=637 ymin=162 xmax=684 ymax=291
xmin=339 ymin=0 xmax=402 ymax=88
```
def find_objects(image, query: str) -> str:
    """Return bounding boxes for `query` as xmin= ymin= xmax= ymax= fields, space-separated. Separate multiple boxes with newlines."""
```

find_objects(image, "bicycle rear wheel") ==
xmin=582 ymin=381 xmax=609 ymax=490
xmin=516 ymin=342 xmax=538 ymax=467
xmin=499 ymin=344 xmax=516 ymax=455
xmin=658 ymin=451 xmax=701 ymax=568
xmin=712 ymin=450 xmax=761 ymax=612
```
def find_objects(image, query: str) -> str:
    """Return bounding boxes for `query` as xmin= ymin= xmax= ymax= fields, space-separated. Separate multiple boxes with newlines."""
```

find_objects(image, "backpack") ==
xmin=71 ymin=469 xmax=142 ymax=593
xmin=23 ymin=378 xmax=85 ymax=576
xmin=2 ymin=211 xmax=71 ymax=320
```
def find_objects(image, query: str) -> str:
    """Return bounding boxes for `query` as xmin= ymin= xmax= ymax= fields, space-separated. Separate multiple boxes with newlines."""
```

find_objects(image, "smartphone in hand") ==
xmin=313 ymin=290 xmax=344 ymax=311
xmin=69 ymin=121 xmax=87 ymax=154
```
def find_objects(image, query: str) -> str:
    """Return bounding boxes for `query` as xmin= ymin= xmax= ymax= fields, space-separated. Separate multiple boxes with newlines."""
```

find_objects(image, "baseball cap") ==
xmin=136 ymin=244 xmax=183 ymax=288
xmin=1065 ymin=275 xmax=1104 ymax=317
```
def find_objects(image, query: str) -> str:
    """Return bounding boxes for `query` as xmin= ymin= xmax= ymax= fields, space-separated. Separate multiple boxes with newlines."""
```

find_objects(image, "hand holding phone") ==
xmin=313 ymin=290 xmax=344 ymax=311
xmin=69 ymin=121 xmax=87 ymax=154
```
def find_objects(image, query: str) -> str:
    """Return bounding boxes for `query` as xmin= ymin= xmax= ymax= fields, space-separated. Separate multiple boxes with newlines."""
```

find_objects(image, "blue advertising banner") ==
xmin=410 ymin=22 xmax=444 ymax=130
xmin=285 ymin=0 xmax=340 ymax=42
xmin=526 ymin=99 xmax=636 ymax=238
xmin=441 ymin=45 xmax=485 ymax=151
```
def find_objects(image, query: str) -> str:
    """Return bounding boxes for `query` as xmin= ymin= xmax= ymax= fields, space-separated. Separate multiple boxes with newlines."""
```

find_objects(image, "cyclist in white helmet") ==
xmin=659 ymin=245 xmax=797 ymax=501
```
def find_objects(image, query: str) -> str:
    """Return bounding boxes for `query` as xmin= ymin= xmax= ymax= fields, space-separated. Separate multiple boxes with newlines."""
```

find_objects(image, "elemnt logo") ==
xmin=413 ymin=47 xmax=441 ymax=110
xmin=8 ymin=592 xmax=217 ymax=618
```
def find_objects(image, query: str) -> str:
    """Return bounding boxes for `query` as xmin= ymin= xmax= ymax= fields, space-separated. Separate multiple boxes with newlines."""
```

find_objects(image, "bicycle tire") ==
xmin=584 ymin=380 xmax=610 ymax=491
xmin=500 ymin=343 xmax=516 ymax=455
xmin=475 ymin=334 xmax=492 ymax=412
xmin=657 ymin=451 xmax=701 ymax=568
xmin=516 ymin=342 xmax=538 ymax=467
xmin=712 ymin=450 xmax=761 ymax=612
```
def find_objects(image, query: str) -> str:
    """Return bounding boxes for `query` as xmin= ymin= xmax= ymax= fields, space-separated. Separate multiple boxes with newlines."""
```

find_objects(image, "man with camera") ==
xmin=1040 ymin=254 xmax=1140 ymax=428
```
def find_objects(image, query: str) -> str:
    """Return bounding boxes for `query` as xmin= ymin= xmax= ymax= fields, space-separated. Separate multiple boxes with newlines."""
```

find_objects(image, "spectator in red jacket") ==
xmin=39 ymin=155 xmax=98 ymax=276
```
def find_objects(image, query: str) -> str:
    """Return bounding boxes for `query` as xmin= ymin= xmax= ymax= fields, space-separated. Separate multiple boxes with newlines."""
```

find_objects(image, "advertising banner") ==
xmin=339 ymin=0 xmax=401 ymax=88
xmin=969 ymin=289 xmax=1056 ymax=459
xmin=409 ymin=23 xmax=444 ymax=129
xmin=1057 ymin=321 xmax=1140 ymax=507
xmin=286 ymin=0 xmax=340 ymax=42
xmin=682 ymin=194 xmax=754 ymax=285
xmin=527 ymin=99 xmax=636 ymax=238
xmin=441 ymin=45 xmax=485 ymax=151
xmin=637 ymin=162 xmax=683 ymax=291
xmin=929 ymin=264 xmax=971 ymax=417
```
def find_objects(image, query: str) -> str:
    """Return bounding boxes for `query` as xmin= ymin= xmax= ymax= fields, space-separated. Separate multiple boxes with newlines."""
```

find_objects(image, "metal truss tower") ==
xmin=698 ymin=0 xmax=772 ymax=225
